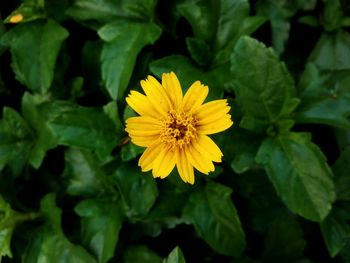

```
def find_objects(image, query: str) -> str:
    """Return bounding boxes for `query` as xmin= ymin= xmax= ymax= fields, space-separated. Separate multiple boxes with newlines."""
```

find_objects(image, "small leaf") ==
xmin=75 ymin=199 xmax=124 ymax=263
xmin=0 ymin=107 xmax=34 ymax=172
xmin=333 ymin=147 xmax=350 ymax=201
xmin=99 ymin=20 xmax=161 ymax=100
xmin=321 ymin=204 xmax=350 ymax=257
xmin=230 ymin=36 xmax=299 ymax=130
xmin=1 ymin=19 xmax=68 ymax=93
xmin=0 ymin=197 xmax=18 ymax=258
xmin=163 ymin=247 xmax=186 ymax=263
xmin=256 ymin=132 xmax=335 ymax=222
xmin=121 ymin=143 xmax=144 ymax=162
xmin=178 ymin=0 xmax=264 ymax=65
xmin=295 ymin=64 xmax=350 ymax=129
xmin=308 ymin=30 xmax=350 ymax=71
xmin=183 ymin=182 xmax=245 ymax=257
xmin=113 ymin=162 xmax=158 ymax=217
xmin=21 ymin=93 xmax=62 ymax=168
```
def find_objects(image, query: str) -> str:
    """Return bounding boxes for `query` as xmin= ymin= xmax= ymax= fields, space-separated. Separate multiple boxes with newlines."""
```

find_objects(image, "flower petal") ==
xmin=182 ymin=81 xmax=209 ymax=112
xmin=176 ymin=148 xmax=194 ymax=184
xmin=140 ymin=76 xmax=172 ymax=115
xmin=152 ymin=146 xmax=176 ymax=179
xmin=130 ymin=135 xmax=159 ymax=147
xmin=138 ymin=141 xmax=163 ymax=171
xmin=162 ymin=72 xmax=183 ymax=108
xmin=126 ymin=90 xmax=159 ymax=118
xmin=192 ymin=135 xmax=223 ymax=163
xmin=186 ymin=144 xmax=215 ymax=175
xmin=194 ymin=99 xmax=229 ymax=119
xmin=125 ymin=116 xmax=162 ymax=136
xmin=197 ymin=115 xmax=233 ymax=135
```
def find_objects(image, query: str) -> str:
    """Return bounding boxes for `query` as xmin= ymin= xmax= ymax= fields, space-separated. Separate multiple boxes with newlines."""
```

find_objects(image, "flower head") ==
xmin=125 ymin=72 xmax=233 ymax=184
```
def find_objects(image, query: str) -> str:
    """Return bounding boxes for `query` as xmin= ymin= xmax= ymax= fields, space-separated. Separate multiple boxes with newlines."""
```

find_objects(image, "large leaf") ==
xmin=99 ymin=20 xmax=161 ymax=100
xmin=48 ymin=103 xmax=118 ymax=159
xmin=75 ymin=199 xmax=124 ymax=263
xmin=321 ymin=204 xmax=350 ymax=257
xmin=230 ymin=36 xmax=299 ymax=131
xmin=295 ymin=64 xmax=350 ymax=129
xmin=256 ymin=132 xmax=335 ymax=222
xmin=150 ymin=55 xmax=231 ymax=100
xmin=113 ymin=162 xmax=158 ymax=217
xmin=183 ymin=182 xmax=245 ymax=257
xmin=23 ymin=194 xmax=97 ymax=263
xmin=63 ymin=148 xmax=115 ymax=197
xmin=1 ymin=19 xmax=68 ymax=93
xmin=308 ymin=30 xmax=350 ymax=71
xmin=178 ymin=0 xmax=265 ymax=65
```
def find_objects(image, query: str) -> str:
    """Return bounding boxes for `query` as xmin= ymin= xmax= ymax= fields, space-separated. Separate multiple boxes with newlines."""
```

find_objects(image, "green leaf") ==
xmin=23 ymin=194 xmax=97 ymax=263
xmin=183 ymin=182 xmax=245 ymax=257
xmin=113 ymin=162 xmax=158 ymax=217
xmin=262 ymin=214 xmax=306 ymax=262
xmin=256 ymin=132 xmax=335 ymax=222
xmin=178 ymin=0 xmax=265 ymax=65
xmin=0 ymin=197 xmax=18 ymax=258
xmin=66 ymin=0 xmax=122 ymax=27
xmin=63 ymin=148 xmax=114 ymax=197
xmin=308 ymin=30 xmax=350 ymax=71
xmin=99 ymin=20 xmax=161 ymax=100
xmin=333 ymin=147 xmax=350 ymax=201
xmin=218 ymin=126 xmax=262 ymax=174
xmin=295 ymin=64 xmax=350 ymax=129
xmin=150 ymin=55 xmax=231 ymax=100
xmin=48 ymin=104 xmax=118 ymax=159
xmin=0 ymin=107 xmax=34 ymax=172
xmin=75 ymin=199 xmax=124 ymax=263
xmin=186 ymin=37 xmax=211 ymax=67
xmin=163 ymin=247 xmax=186 ymax=263
xmin=121 ymin=143 xmax=144 ymax=162
xmin=0 ymin=196 xmax=39 ymax=258
xmin=256 ymin=0 xmax=316 ymax=54
xmin=321 ymin=204 xmax=350 ymax=257
xmin=321 ymin=0 xmax=343 ymax=32
xmin=123 ymin=246 xmax=162 ymax=263
xmin=230 ymin=36 xmax=299 ymax=131
xmin=67 ymin=0 xmax=157 ymax=28
xmin=1 ymin=19 xmax=68 ymax=93
xmin=21 ymin=93 xmax=62 ymax=168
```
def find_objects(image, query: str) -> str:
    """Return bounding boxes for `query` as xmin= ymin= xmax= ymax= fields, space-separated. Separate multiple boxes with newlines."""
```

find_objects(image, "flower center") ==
xmin=160 ymin=110 xmax=197 ymax=149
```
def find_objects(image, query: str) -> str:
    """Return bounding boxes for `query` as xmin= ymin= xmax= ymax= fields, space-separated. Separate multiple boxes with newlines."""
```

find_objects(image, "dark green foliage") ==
xmin=0 ymin=0 xmax=349 ymax=262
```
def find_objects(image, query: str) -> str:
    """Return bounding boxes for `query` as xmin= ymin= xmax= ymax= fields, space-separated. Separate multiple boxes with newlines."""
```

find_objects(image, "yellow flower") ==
xmin=9 ymin=14 xmax=24 ymax=23
xmin=125 ymin=72 xmax=233 ymax=184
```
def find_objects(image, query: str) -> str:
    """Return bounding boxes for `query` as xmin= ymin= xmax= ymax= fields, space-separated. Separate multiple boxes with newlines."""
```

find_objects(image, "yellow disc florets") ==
xmin=160 ymin=110 xmax=197 ymax=149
